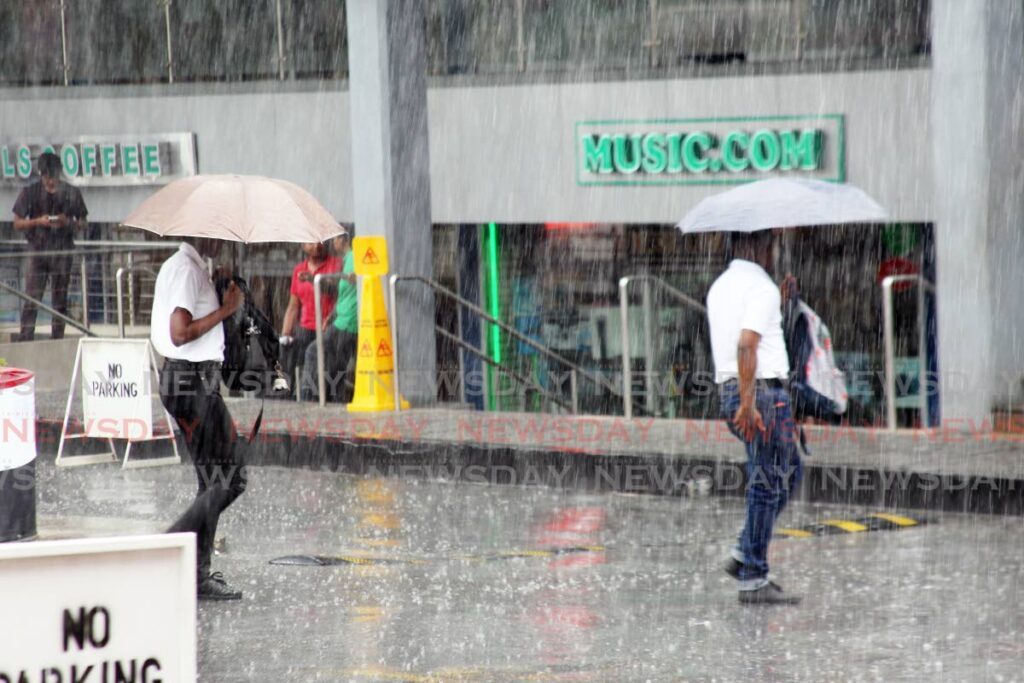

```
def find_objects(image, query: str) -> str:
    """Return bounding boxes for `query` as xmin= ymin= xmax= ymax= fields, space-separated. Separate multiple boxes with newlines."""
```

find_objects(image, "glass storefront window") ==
xmin=428 ymin=0 xmax=520 ymax=75
xmin=0 ymin=1 xmax=65 ymax=86
xmin=65 ymin=0 xmax=169 ymax=85
xmin=460 ymin=222 xmax=933 ymax=424
xmin=523 ymin=0 xmax=649 ymax=72
xmin=281 ymin=0 xmax=348 ymax=79
xmin=170 ymin=0 xmax=278 ymax=81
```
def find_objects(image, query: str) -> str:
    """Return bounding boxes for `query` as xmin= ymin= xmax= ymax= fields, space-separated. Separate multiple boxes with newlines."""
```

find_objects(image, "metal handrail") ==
xmin=0 ymin=241 xmax=181 ymax=259
xmin=0 ymin=280 xmax=96 ymax=338
xmin=434 ymin=323 xmax=572 ymax=412
xmin=312 ymin=272 xmax=351 ymax=406
xmin=619 ymin=275 xmax=707 ymax=419
xmin=116 ymin=264 xmax=159 ymax=338
xmin=882 ymin=274 xmax=935 ymax=431
xmin=389 ymin=275 xmax=617 ymax=414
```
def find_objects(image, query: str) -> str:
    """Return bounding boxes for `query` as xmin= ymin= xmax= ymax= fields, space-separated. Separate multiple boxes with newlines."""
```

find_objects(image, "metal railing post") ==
xmin=127 ymin=252 xmax=136 ymax=327
xmin=313 ymin=273 xmax=327 ymax=406
xmin=642 ymin=278 xmax=656 ymax=416
xmin=619 ymin=277 xmax=633 ymax=419
xmin=917 ymin=278 xmax=929 ymax=428
xmin=882 ymin=278 xmax=898 ymax=431
xmin=164 ymin=0 xmax=175 ymax=83
xmin=388 ymin=275 xmax=402 ymax=411
xmin=570 ymin=369 xmax=579 ymax=415
xmin=59 ymin=0 xmax=69 ymax=86
xmin=619 ymin=274 xmax=706 ymax=420
xmin=274 ymin=0 xmax=287 ymax=80
xmin=80 ymin=258 xmax=89 ymax=330
xmin=116 ymin=267 xmax=126 ymax=338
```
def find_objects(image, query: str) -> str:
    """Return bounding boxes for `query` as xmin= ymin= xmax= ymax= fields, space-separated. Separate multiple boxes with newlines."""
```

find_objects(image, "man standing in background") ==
xmin=303 ymin=227 xmax=357 ymax=402
xmin=12 ymin=151 xmax=88 ymax=341
xmin=278 ymin=241 xmax=339 ymax=397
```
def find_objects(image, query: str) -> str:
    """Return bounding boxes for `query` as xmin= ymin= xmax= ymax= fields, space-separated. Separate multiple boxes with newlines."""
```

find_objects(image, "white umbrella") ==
xmin=676 ymin=178 xmax=887 ymax=234
xmin=121 ymin=174 xmax=345 ymax=243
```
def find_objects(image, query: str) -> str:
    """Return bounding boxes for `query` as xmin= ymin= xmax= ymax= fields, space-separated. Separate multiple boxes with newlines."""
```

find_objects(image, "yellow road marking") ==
xmin=822 ymin=520 xmax=868 ymax=533
xmin=776 ymin=528 xmax=814 ymax=538
xmin=868 ymin=512 xmax=919 ymax=527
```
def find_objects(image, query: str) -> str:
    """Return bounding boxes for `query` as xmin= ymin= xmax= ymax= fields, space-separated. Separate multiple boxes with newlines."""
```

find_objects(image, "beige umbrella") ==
xmin=121 ymin=174 xmax=344 ymax=243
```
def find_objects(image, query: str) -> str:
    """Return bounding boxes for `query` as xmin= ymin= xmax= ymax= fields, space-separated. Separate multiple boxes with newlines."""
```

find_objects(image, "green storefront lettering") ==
xmin=682 ymin=132 xmax=713 ymax=173
xmin=122 ymin=143 xmax=141 ymax=176
xmin=1 ymin=148 xmax=15 ymax=178
xmin=581 ymin=128 xmax=823 ymax=176
xmin=100 ymin=144 xmax=117 ymax=176
xmin=641 ymin=133 xmax=668 ymax=174
xmin=577 ymin=117 xmax=837 ymax=185
xmin=613 ymin=134 xmax=642 ymax=174
xmin=16 ymin=145 xmax=31 ymax=178
xmin=749 ymin=130 xmax=781 ymax=171
xmin=779 ymin=129 xmax=822 ymax=170
xmin=721 ymin=132 xmax=750 ymax=172
xmin=142 ymin=144 xmax=161 ymax=175
xmin=82 ymin=144 xmax=98 ymax=177
xmin=61 ymin=145 xmax=80 ymax=176
xmin=583 ymin=135 xmax=613 ymax=174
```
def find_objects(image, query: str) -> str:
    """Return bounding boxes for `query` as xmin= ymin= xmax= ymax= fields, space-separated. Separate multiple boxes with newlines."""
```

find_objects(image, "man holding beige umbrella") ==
xmin=124 ymin=174 xmax=345 ymax=600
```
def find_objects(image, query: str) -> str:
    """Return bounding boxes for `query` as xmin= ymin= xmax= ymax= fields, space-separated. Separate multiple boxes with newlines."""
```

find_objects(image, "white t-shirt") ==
xmin=150 ymin=243 xmax=224 ymax=362
xmin=706 ymin=259 xmax=789 ymax=383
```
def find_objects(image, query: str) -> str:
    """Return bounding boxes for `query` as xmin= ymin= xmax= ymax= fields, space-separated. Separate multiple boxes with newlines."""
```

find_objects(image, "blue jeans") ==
xmin=720 ymin=382 xmax=803 ymax=583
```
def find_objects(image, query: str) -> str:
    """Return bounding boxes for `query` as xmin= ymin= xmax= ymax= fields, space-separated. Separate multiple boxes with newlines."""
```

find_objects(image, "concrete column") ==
xmin=931 ymin=1 xmax=1024 ymax=425
xmin=347 ymin=0 xmax=436 ymax=403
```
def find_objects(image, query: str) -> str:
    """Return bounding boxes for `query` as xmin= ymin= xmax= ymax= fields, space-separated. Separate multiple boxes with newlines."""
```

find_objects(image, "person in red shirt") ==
xmin=278 ymin=242 xmax=339 ymax=398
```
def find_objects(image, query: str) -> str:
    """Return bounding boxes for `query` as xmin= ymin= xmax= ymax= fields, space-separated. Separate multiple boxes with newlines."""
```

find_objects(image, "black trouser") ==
xmin=21 ymin=254 xmax=72 ymax=341
xmin=159 ymin=360 xmax=247 ymax=579
xmin=280 ymin=327 xmax=316 ymax=397
xmin=301 ymin=326 xmax=357 ymax=402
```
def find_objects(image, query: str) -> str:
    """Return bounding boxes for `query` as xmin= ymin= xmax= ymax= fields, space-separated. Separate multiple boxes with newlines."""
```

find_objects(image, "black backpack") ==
xmin=215 ymin=276 xmax=285 ymax=396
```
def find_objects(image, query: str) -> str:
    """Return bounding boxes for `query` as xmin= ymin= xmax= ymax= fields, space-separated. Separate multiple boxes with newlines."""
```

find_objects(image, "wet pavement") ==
xmin=31 ymin=459 xmax=1024 ymax=682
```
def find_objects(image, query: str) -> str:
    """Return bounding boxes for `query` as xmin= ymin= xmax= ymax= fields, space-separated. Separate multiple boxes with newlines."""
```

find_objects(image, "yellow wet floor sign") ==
xmin=348 ymin=236 xmax=409 ymax=412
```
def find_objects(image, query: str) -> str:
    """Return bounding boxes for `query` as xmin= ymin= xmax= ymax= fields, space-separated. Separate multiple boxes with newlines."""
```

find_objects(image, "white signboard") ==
xmin=0 ymin=534 xmax=196 ymax=681
xmin=81 ymin=340 xmax=153 ymax=440
xmin=0 ymin=372 xmax=35 ymax=471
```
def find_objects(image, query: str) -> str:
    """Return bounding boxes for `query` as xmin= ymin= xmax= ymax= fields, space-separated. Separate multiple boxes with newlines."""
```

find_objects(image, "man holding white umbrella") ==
xmin=707 ymin=230 xmax=802 ymax=605
xmin=680 ymin=178 xmax=887 ymax=605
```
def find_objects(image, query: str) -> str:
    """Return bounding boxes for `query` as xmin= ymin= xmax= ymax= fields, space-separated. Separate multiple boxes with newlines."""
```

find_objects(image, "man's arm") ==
xmin=169 ymin=282 xmax=244 ymax=347
xmin=12 ymin=214 xmax=45 ymax=231
xmin=733 ymin=328 xmax=766 ymax=441
xmin=281 ymin=294 xmax=300 ymax=339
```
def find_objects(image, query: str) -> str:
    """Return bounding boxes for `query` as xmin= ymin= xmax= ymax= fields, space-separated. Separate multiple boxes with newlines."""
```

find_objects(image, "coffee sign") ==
xmin=0 ymin=133 xmax=197 ymax=187
xmin=576 ymin=115 xmax=844 ymax=186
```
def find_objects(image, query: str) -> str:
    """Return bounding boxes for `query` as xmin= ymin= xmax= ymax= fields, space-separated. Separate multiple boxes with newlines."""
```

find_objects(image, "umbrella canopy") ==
xmin=676 ymin=178 xmax=887 ymax=234
xmin=121 ymin=174 xmax=345 ymax=244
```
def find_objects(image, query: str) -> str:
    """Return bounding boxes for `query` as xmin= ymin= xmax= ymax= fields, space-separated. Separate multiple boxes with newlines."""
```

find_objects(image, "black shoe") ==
xmin=738 ymin=581 xmax=801 ymax=605
xmin=724 ymin=557 xmax=743 ymax=580
xmin=198 ymin=572 xmax=242 ymax=601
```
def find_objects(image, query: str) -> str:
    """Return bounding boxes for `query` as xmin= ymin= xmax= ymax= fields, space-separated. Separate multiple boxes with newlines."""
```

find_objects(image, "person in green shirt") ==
xmin=301 ymin=227 xmax=358 ymax=402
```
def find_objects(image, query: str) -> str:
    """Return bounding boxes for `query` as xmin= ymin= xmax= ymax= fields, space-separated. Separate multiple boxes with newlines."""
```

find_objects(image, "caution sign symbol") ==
xmin=352 ymin=236 xmax=389 ymax=276
xmin=376 ymin=339 xmax=392 ymax=358
xmin=359 ymin=342 xmax=374 ymax=358
xmin=362 ymin=247 xmax=380 ymax=266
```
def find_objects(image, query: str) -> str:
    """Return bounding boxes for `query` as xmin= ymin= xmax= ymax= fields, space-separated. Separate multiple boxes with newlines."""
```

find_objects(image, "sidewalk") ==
xmin=34 ymin=390 xmax=1024 ymax=515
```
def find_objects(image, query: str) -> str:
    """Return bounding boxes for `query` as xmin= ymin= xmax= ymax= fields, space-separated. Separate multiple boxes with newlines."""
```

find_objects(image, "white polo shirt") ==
xmin=706 ymin=259 xmax=789 ymax=384
xmin=150 ymin=243 xmax=224 ymax=362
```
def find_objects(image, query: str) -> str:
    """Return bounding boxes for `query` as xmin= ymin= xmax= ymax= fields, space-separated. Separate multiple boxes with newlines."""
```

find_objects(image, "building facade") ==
xmin=1 ymin=1 xmax=1020 ymax=427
